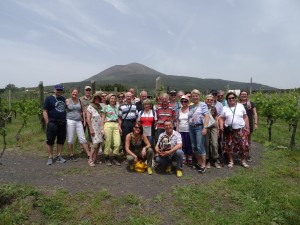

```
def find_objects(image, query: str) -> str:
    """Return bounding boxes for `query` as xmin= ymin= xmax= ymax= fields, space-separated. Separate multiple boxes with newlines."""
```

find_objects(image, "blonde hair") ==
xmin=142 ymin=98 xmax=152 ymax=106
xmin=191 ymin=89 xmax=201 ymax=97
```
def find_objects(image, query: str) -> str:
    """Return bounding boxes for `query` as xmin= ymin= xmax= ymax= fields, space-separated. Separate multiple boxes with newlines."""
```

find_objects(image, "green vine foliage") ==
xmin=251 ymin=90 xmax=300 ymax=144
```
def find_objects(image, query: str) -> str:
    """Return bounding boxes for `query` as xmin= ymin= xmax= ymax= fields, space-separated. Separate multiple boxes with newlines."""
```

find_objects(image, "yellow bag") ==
xmin=135 ymin=160 xmax=147 ymax=172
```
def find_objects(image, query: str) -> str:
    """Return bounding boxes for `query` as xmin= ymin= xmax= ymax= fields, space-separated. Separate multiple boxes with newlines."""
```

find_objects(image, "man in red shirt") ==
xmin=155 ymin=93 xmax=176 ymax=140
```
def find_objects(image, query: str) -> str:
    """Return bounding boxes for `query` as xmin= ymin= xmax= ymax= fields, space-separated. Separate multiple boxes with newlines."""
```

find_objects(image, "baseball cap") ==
xmin=210 ymin=90 xmax=218 ymax=95
xmin=85 ymin=86 xmax=91 ymax=90
xmin=54 ymin=84 xmax=64 ymax=91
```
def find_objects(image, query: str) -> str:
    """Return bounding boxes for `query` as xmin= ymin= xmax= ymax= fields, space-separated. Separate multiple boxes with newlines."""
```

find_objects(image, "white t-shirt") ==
xmin=221 ymin=103 xmax=246 ymax=129
xmin=178 ymin=109 xmax=189 ymax=132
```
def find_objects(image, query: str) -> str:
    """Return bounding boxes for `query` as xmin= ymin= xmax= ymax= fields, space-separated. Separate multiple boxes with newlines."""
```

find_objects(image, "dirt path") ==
xmin=0 ymin=143 xmax=263 ymax=199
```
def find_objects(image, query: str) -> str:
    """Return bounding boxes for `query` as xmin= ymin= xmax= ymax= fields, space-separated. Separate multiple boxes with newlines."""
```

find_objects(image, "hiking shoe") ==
xmin=214 ymin=162 xmax=221 ymax=169
xmin=176 ymin=170 xmax=182 ymax=178
xmin=69 ymin=155 xmax=78 ymax=162
xmin=106 ymin=160 xmax=112 ymax=166
xmin=198 ymin=167 xmax=206 ymax=174
xmin=57 ymin=156 xmax=66 ymax=163
xmin=165 ymin=165 xmax=172 ymax=173
xmin=47 ymin=157 xmax=53 ymax=165
xmin=206 ymin=162 xmax=211 ymax=169
xmin=147 ymin=167 xmax=153 ymax=175
xmin=130 ymin=164 xmax=135 ymax=170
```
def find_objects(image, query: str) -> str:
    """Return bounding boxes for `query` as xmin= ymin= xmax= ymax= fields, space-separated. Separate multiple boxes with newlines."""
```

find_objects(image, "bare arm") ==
xmin=253 ymin=107 xmax=258 ymax=129
xmin=43 ymin=110 xmax=49 ymax=124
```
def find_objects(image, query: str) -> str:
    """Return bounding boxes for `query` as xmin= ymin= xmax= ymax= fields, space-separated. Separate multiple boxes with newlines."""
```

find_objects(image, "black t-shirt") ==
xmin=44 ymin=95 xmax=66 ymax=121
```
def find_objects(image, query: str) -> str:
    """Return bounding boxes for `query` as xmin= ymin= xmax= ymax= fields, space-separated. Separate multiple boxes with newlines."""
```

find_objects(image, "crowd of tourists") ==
xmin=43 ymin=84 xmax=258 ymax=177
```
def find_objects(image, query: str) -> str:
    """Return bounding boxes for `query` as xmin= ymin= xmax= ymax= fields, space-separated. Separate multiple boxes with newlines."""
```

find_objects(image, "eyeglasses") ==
xmin=181 ymin=100 xmax=188 ymax=103
xmin=85 ymin=89 xmax=91 ymax=92
xmin=228 ymin=97 xmax=236 ymax=100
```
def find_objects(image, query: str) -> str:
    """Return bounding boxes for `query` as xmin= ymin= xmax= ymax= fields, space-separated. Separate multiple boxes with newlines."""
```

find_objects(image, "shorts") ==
xmin=46 ymin=121 xmax=67 ymax=145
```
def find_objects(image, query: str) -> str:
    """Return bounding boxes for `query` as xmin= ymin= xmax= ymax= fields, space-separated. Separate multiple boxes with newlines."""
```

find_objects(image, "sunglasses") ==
xmin=170 ymin=94 xmax=176 ymax=96
xmin=206 ymin=99 xmax=213 ymax=101
xmin=134 ymin=126 xmax=141 ymax=129
xmin=85 ymin=89 xmax=91 ymax=91
xmin=212 ymin=93 xmax=217 ymax=96
xmin=181 ymin=100 xmax=188 ymax=103
xmin=228 ymin=97 xmax=236 ymax=100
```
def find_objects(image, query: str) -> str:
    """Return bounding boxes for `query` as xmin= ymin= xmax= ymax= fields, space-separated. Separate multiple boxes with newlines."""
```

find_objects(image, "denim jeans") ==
xmin=189 ymin=126 xmax=206 ymax=156
xmin=156 ymin=149 xmax=184 ymax=170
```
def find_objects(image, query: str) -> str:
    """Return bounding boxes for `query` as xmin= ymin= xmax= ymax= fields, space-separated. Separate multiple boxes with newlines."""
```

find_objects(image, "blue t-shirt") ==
xmin=44 ymin=95 xmax=66 ymax=121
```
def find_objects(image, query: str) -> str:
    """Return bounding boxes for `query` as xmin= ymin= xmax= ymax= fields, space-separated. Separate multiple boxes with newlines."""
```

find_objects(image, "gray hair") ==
xmin=160 ymin=93 xmax=169 ymax=99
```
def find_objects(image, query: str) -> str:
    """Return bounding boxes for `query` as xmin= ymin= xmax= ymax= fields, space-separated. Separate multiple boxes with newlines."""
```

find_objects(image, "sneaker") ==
xmin=130 ymin=164 xmax=135 ymax=170
xmin=187 ymin=160 xmax=193 ymax=167
xmin=214 ymin=162 xmax=221 ymax=169
xmin=69 ymin=155 xmax=78 ymax=162
xmin=106 ymin=160 xmax=112 ymax=166
xmin=147 ymin=167 xmax=153 ymax=175
xmin=193 ymin=163 xmax=201 ymax=170
xmin=198 ymin=167 xmax=206 ymax=174
xmin=246 ymin=155 xmax=253 ymax=162
xmin=47 ymin=157 xmax=53 ymax=165
xmin=206 ymin=162 xmax=211 ymax=169
xmin=176 ymin=170 xmax=182 ymax=177
xmin=165 ymin=165 xmax=172 ymax=173
xmin=113 ymin=159 xmax=121 ymax=166
xmin=57 ymin=156 xmax=66 ymax=163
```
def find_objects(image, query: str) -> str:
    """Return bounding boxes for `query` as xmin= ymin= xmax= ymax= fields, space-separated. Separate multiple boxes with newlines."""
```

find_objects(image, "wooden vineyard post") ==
xmin=39 ymin=81 xmax=46 ymax=131
xmin=91 ymin=80 xmax=96 ymax=94
xmin=289 ymin=95 xmax=300 ymax=148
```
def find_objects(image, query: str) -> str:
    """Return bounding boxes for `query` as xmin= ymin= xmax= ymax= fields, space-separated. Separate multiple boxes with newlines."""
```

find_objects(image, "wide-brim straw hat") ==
xmin=91 ymin=91 xmax=102 ymax=102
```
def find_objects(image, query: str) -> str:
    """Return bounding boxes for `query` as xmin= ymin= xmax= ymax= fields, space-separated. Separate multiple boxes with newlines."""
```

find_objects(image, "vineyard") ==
xmin=251 ymin=90 xmax=300 ymax=148
xmin=1 ymin=88 xmax=300 ymax=150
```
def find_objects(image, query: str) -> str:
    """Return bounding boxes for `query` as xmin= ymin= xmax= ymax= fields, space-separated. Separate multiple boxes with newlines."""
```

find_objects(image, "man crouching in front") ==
xmin=155 ymin=120 xmax=184 ymax=177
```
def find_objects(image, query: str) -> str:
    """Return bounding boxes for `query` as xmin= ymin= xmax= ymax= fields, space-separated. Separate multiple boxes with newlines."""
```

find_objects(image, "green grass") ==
xmin=1 ymin=115 xmax=300 ymax=224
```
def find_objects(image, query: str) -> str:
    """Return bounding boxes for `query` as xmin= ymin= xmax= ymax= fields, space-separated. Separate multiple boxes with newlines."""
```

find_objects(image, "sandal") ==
xmin=241 ymin=161 xmax=249 ymax=168
xmin=88 ymin=160 xmax=95 ymax=167
xmin=228 ymin=161 xmax=234 ymax=168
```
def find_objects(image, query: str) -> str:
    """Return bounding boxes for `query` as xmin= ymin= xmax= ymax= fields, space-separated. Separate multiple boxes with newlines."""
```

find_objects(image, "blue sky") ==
xmin=1 ymin=0 xmax=299 ymax=89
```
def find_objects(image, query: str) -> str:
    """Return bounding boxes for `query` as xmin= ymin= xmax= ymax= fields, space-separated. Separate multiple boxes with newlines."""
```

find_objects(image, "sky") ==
xmin=1 ymin=0 xmax=299 ymax=89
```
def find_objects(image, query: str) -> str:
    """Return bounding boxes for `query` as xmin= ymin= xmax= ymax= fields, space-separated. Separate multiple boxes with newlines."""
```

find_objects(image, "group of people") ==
xmin=43 ymin=84 xmax=258 ymax=178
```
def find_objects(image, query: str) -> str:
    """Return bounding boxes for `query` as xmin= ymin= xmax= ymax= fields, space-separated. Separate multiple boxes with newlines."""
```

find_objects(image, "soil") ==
xmin=0 ymin=143 xmax=263 ymax=199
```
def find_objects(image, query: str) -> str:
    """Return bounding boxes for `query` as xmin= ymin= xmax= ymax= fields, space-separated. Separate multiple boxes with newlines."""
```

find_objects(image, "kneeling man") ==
xmin=155 ymin=120 xmax=184 ymax=177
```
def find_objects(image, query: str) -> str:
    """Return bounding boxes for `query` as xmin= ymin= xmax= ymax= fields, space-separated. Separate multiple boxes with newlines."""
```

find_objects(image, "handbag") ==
xmin=207 ymin=108 xmax=216 ymax=128
xmin=135 ymin=160 xmax=147 ymax=172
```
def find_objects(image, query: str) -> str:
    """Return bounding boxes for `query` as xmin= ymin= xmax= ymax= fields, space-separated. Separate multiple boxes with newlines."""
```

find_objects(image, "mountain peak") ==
xmin=85 ymin=63 xmax=163 ymax=81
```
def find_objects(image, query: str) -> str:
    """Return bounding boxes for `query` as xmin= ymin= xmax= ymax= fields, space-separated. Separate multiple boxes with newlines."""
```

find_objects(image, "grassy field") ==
xmin=0 ymin=115 xmax=300 ymax=224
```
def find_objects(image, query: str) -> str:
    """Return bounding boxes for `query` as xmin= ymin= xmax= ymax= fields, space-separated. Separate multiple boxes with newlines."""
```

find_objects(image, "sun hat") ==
xmin=180 ymin=95 xmax=189 ymax=100
xmin=85 ymin=86 xmax=92 ymax=90
xmin=91 ymin=91 xmax=102 ymax=102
